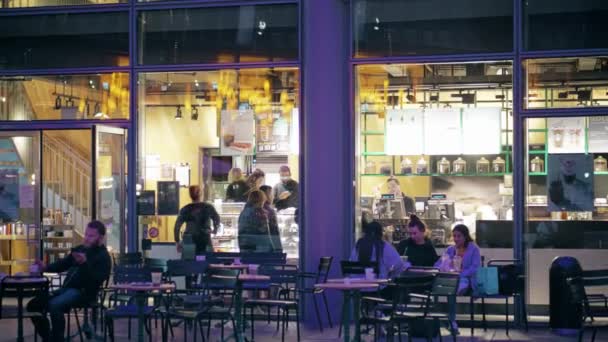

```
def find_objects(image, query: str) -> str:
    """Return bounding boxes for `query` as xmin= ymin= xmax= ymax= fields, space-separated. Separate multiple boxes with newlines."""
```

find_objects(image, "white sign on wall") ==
xmin=385 ymin=109 xmax=424 ymax=155
xmin=424 ymin=108 xmax=461 ymax=155
xmin=462 ymin=108 xmax=502 ymax=155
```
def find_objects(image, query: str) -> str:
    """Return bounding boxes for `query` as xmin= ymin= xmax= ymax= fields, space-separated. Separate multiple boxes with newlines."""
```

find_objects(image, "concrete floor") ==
xmin=0 ymin=311 xmax=598 ymax=342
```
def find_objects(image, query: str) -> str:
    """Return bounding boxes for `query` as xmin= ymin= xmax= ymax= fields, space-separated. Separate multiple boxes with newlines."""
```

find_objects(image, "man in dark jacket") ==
xmin=272 ymin=165 xmax=299 ymax=210
xmin=27 ymin=220 xmax=112 ymax=342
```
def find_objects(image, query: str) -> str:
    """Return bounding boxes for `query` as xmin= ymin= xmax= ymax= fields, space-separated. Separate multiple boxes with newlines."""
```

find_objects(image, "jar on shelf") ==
xmin=594 ymin=156 xmax=607 ymax=172
xmin=476 ymin=157 xmax=490 ymax=174
xmin=416 ymin=157 xmax=428 ymax=174
xmin=364 ymin=160 xmax=376 ymax=174
xmin=437 ymin=157 xmax=451 ymax=175
xmin=492 ymin=156 xmax=506 ymax=173
xmin=400 ymin=158 xmax=413 ymax=175
xmin=379 ymin=160 xmax=392 ymax=175
xmin=530 ymin=156 xmax=544 ymax=173
xmin=453 ymin=157 xmax=467 ymax=174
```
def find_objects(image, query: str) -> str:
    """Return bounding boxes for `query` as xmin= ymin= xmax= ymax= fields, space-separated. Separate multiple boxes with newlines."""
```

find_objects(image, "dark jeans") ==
xmin=193 ymin=233 xmax=212 ymax=254
xmin=27 ymin=288 xmax=84 ymax=342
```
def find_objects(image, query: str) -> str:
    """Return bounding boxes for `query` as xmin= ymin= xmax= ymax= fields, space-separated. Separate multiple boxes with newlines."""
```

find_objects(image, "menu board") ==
xmin=547 ymin=117 xmax=585 ymax=154
xmin=588 ymin=116 xmax=608 ymax=153
xmin=221 ymin=110 xmax=255 ymax=156
xmin=157 ymin=181 xmax=180 ymax=215
xmin=385 ymin=109 xmax=424 ymax=155
xmin=424 ymin=108 xmax=461 ymax=155
xmin=462 ymin=108 xmax=502 ymax=154
xmin=137 ymin=190 xmax=155 ymax=216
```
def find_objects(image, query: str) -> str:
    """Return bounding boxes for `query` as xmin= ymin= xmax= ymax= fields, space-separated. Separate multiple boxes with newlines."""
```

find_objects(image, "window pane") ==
xmin=525 ymin=57 xmax=608 ymax=109
xmin=524 ymin=0 xmax=608 ymax=51
xmin=0 ymin=12 xmax=129 ymax=69
xmin=525 ymin=115 xmax=608 ymax=312
xmin=0 ymin=73 xmax=130 ymax=120
xmin=138 ymin=4 xmax=298 ymax=65
xmin=137 ymin=68 xmax=300 ymax=258
xmin=355 ymin=61 xmax=513 ymax=263
xmin=1 ymin=0 xmax=125 ymax=9
xmin=353 ymin=0 xmax=513 ymax=57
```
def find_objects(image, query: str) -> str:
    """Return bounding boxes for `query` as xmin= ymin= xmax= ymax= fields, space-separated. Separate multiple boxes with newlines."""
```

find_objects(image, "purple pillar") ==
xmin=302 ymin=0 xmax=352 ymax=327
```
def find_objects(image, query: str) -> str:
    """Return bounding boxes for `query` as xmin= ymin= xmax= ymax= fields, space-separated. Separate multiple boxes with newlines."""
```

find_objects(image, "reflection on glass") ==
xmin=137 ymin=68 xmax=300 ymax=258
xmin=353 ymin=0 xmax=513 ymax=57
xmin=525 ymin=57 xmax=608 ymax=109
xmin=524 ymin=0 xmax=608 ymax=51
xmin=0 ymin=73 xmax=130 ymax=121
xmin=1 ymin=0 xmax=125 ymax=8
xmin=0 ymin=12 xmax=128 ymax=69
xmin=138 ymin=4 xmax=298 ymax=65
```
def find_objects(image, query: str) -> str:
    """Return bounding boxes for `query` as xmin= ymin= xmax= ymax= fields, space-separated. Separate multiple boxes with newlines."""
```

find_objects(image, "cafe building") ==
xmin=0 ymin=0 xmax=607 ymax=323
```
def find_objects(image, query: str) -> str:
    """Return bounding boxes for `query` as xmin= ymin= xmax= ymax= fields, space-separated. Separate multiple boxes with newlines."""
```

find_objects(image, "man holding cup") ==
xmin=27 ymin=221 xmax=112 ymax=342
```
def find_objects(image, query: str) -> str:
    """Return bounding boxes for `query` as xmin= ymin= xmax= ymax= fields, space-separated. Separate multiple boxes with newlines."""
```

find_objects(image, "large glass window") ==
xmin=355 ymin=61 xmax=514 ymax=256
xmin=525 ymin=56 xmax=608 ymax=110
xmin=0 ymin=73 xmax=130 ymax=121
xmin=138 ymin=4 xmax=298 ymax=65
xmin=1 ymin=0 xmax=125 ymax=8
xmin=524 ymin=0 xmax=608 ymax=51
xmin=137 ymin=68 xmax=300 ymax=259
xmin=525 ymin=115 xmax=608 ymax=312
xmin=353 ymin=0 xmax=513 ymax=57
xmin=0 ymin=12 xmax=129 ymax=69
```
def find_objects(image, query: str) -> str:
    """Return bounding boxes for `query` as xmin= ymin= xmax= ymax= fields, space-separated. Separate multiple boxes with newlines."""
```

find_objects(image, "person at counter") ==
xmin=273 ymin=165 xmax=299 ymax=210
xmin=174 ymin=185 xmax=220 ymax=254
xmin=238 ymin=190 xmax=278 ymax=252
xmin=244 ymin=168 xmax=266 ymax=197
xmin=396 ymin=215 xmax=439 ymax=267
xmin=387 ymin=177 xmax=415 ymax=215
xmin=261 ymin=185 xmax=282 ymax=252
xmin=435 ymin=224 xmax=481 ymax=333
xmin=226 ymin=167 xmax=248 ymax=202
xmin=350 ymin=220 xmax=404 ymax=280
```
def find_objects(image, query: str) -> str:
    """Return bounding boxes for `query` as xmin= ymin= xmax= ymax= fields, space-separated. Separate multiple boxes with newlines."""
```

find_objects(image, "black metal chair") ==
xmin=297 ymin=256 xmax=333 ymax=332
xmin=200 ymin=269 xmax=241 ymax=342
xmin=339 ymin=260 xmax=379 ymax=337
xmin=469 ymin=259 xmax=528 ymax=336
xmin=567 ymin=274 xmax=608 ymax=342
xmin=244 ymin=264 xmax=301 ymax=342
xmin=0 ymin=276 xmax=50 ymax=342
xmin=113 ymin=252 xmax=143 ymax=267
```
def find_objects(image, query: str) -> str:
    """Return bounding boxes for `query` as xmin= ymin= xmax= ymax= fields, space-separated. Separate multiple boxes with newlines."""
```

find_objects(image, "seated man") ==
xmin=27 ymin=220 xmax=112 ymax=342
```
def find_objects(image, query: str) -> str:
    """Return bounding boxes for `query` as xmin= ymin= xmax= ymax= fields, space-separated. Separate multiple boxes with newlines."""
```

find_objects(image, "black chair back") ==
xmin=241 ymin=252 xmax=287 ymax=265
xmin=487 ymin=259 xmax=524 ymax=295
xmin=144 ymin=258 xmax=168 ymax=274
xmin=391 ymin=272 xmax=436 ymax=305
xmin=114 ymin=252 xmax=143 ymax=267
xmin=430 ymin=273 xmax=460 ymax=297
xmin=340 ymin=261 xmax=379 ymax=277
xmin=113 ymin=265 xmax=152 ymax=284
xmin=317 ymin=257 xmax=333 ymax=282
xmin=567 ymin=277 xmax=591 ymax=320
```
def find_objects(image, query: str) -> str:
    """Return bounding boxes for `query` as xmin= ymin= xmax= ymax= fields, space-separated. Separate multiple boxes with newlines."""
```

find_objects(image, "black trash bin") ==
xmin=549 ymin=256 xmax=583 ymax=335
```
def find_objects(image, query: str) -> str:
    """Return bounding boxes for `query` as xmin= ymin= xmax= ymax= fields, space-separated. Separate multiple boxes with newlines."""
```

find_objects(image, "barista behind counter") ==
xmin=387 ymin=177 xmax=415 ymax=215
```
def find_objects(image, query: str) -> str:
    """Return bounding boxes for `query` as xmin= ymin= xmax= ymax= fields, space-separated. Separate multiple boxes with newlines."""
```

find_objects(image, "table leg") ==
xmin=353 ymin=291 xmax=362 ymax=342
xmin=232 ymin=281 xmax=245 ymax=342
xmin=16 ymin=294 xmax=23 ymax=342
xmin=342 ymin=291 xmax=351 ymax=342
xmin=135 ymin=293 xmax=146 ymax=342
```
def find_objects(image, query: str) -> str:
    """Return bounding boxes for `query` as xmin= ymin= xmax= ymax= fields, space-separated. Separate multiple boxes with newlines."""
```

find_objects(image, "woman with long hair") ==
xmin=243 ymin=169 xmax=266 ymax=197
xmin=396 ymin=214 xmax=439 ymax=267
xmin=260 ymin=185 xmax=282 ymax=252
xmin=237 ymin=189 xmax=276 ymax=252
xmin=350 ymin=220 xmax=404 ymax=279
xmin=226 ymin=167 xmax=248 ymax=202
xmin=174 ymin=185 xmax=220 ymax=254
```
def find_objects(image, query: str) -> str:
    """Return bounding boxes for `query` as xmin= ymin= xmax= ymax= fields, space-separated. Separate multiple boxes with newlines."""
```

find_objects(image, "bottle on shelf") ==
xmin=476 ymin=157 xmax=490 ymax=173
xmin=379 ymin=160 xmax=392 ymax=175
xmin=437 ymin=157 xmax=450 ymax=175
xmin=453 ymin=157 xmax=467 ymax=174
xmin=492 ymin=156 xmax=506 ymax=173
xmin=364 ymin=160 xmax=377 ymax=174
xmin=400 ymin=158 xmax=413 ymax=175
xmin=416 ymin=157 xmax=428 ymax=174
xmin=594 ymin=156 xmax=607 ymax=172
xmin=530 ymin=156 xmax=544 ymax=173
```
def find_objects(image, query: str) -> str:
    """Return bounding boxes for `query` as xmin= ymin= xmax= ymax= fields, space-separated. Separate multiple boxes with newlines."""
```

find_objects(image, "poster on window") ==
xmin=547 ymin=154 xmax=594 ymax=212
xmin=0 ymin=169 xmax=19 ymax=220
xmin=588 ymin=116 xmax=608 ymax=153
xmin=221 ymin=110 xmax=255 ymax=156
xmin=157 ymin=181 xmax=180 ymax=215
xmin=547 ymin=117 xmax=585 ymax=154
xmin=424 ymin=108 xmax=461 ymax=155
xmin=385 ymin=109 xmax=424 ymax=155
xmin=462 ymin=108 xmax=502 ymax=155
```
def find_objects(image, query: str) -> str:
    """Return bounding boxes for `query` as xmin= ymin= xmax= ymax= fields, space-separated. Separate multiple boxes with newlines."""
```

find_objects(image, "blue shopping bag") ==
xmin=476 ymin=267 xmax=499 ymax=295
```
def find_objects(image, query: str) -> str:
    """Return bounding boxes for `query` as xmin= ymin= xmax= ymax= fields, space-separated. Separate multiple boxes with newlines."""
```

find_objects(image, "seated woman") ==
xmin=435 ymin=224 xmax=481 ymax=333
xmin=350 ymin=221 xmax=404 ymax=280
xmin=396 ymin=214 xmax=439 ymax=267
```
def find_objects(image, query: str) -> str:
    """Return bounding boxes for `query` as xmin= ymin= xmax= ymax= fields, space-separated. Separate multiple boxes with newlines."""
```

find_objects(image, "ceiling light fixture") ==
xmin=175 ymin=106 xmax=182 ymax=120
xmin=1 ymin=97 xmax=6 ymax=102
xmin=191 ymin=106 xmax=199 ymax=121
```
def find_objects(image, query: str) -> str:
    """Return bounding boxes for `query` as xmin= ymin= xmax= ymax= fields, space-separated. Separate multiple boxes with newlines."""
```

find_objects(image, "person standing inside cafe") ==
xmin=27 ymin=220 xmax=111 ymax=342
xmin=273 ymin=165 xmax=299 ymax=210
xmin=225 ymin=167 xmax=249 ymax=202
xmin=175 ymin=185 xmax=221 ymax=254
xmin=238 ymin=190 xmax=276 ymax=252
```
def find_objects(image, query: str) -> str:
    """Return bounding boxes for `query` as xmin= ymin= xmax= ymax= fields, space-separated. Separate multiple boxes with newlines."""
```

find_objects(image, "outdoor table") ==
xmin=209 ymin=263 xmax=251 ymax=270
xmin=110 ymin=282 xmax=175 ymax=342
xmin=316 ymin=281 xmax=381 ymax=342
xmin=0 ymin=275 xmax=48 ymax=342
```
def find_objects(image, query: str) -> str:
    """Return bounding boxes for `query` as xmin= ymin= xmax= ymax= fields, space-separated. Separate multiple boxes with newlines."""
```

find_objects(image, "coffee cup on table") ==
xmin=248 ymin=264 xmax=259 ymax=275
xmin=364 ymin=267 xmax=375 ymax=280
xmin=233 ymin=257 xmax=241 ymax=265
xmin=29 ymin=263 xmax=41 ymax=276
xmin=151 ymin=272 xmax=162 ymax=285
